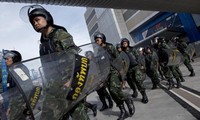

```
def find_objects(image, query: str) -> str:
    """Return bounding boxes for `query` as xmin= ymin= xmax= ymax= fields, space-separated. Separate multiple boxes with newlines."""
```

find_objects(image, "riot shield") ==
xmin=4 ymin=43 xmax=110 ymax=120
xmin=158 ymin=48 xmax=183 ymax=66
xmin=0 ymin=87 xmax=30 ymax=120
xmin=186 ymin=43 xmax=195 ymax=60
xmin=111 ymin=51 xmax=130 ymax=80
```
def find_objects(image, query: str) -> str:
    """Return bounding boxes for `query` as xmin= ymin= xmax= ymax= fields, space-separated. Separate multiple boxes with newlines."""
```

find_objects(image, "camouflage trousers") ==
xmin=161 ymin=66 xmax=173 ymax=80
xmin=183 ymin=53 xmax=194 ymax=72
xmin=169 ymin=65 xmax=183 ymax=79
xmin=107 ymin=70 xmax=128 ymax=106
xmin=70 ymin=101 xmax=90 ymax=120
xmin=9 ymin=95 xmax=27 ymax=120
xmin=127 ymin=65 xmax=146 ymax=92
xmin=146 ymin=67 xmax=160 ymax=86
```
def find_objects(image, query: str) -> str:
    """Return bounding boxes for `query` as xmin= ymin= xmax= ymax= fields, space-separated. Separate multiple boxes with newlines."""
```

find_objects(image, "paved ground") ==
xmin=86 ymin=57 xmax=200 ymax=120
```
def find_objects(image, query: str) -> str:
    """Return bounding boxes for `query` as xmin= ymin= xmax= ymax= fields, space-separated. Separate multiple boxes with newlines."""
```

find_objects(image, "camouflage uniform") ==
xmin=123 ymin=47 xmax=148 ymax=103
xmin=157 ymin=40 xmax=182 ymax=89
xmin=176 ymin=40 xmax=195 ymax=76
xmin=39 ymin=26 xmax=89 ymax=120
xmin=145 ymin=48 xmax=160 ymax=89
xmin=101 ymin=42 xmax=135 ymax=119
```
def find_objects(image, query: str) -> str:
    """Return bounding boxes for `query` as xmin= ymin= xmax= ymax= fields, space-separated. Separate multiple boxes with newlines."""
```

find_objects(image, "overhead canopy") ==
xmin=0 ymin=0 xmax=200 ymax=13
xmin=133 ymin=27 xmax=186 ymax=48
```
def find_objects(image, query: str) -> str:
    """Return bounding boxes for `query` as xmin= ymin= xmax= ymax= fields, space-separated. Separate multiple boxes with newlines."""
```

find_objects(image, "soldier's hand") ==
xmin=64 ymin=79 xmax=72 ymax=87
xmin=6 ymin=108 xmax=11 ymax=116
xmin=0 ymin=94 xmax=3 ymax=104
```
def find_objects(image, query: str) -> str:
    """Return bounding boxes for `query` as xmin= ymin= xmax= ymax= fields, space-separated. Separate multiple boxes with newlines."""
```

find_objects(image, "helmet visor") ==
xmin=4 ymin=51 xmax=15 ymax=59
xmin=19 ymin=5 xmax=44 ymax=23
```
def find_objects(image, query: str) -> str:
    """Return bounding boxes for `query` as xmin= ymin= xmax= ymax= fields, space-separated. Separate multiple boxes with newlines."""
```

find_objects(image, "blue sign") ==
xmin=2 ymin=49 xmax=8 ymax=92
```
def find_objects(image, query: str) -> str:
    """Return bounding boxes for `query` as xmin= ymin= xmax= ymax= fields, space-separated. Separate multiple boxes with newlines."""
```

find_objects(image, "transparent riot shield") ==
xmin=0 ymin=87 xmax=30 ymax=120
xmin=186 ymin=43 xmax=195 ymax=60
xmin=5 ymin=43 xmax=110 ymax=120
xmin=111 ymin=52 xmax=130 ymax=80
xmin=158 ymin=48 xmax=183 ymax=66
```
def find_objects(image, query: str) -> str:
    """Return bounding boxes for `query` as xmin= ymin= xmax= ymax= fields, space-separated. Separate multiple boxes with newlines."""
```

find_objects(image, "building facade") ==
xmin=84 ymin=8 xmax=200 ymax=48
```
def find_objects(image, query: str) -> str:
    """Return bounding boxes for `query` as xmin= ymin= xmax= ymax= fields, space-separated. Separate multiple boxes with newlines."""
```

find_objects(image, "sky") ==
xmin=0 ymin=2 xmax=91 ymax=60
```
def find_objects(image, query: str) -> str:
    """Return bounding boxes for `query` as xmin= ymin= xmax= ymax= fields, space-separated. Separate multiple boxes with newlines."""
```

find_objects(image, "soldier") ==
xmin=120 ymin=38 xmax=148 ymax=104
xmin=26 ymin=5 xmax=89 ymax=120
xmin=144 ymin=46 xmax=160 ymax=89
xmin=153 ymin=37 xmax=182 ymax=89
xmin=95 ymin=32 xmax=135 ymax=120
xmin=174 ymin=37 xmax=195 ymax=76
xmin=167 ymin=37 xmax=186 ymax=82
xmin=85 ymin=51 xmax=113 ymax=112
xmin=2 ymin=50 xmax=33 ymax=120
xmin=152 ymin=37 xmax=174 ymax=90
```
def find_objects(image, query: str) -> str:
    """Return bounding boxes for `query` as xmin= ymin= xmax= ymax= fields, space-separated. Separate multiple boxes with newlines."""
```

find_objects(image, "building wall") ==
xmin=125 ymin=11 xmax=159 ymax=33
xmin=85 ymin=8 xmax=200 ymax=47
xmin=85 ymin=8 xmax=131 ymax=45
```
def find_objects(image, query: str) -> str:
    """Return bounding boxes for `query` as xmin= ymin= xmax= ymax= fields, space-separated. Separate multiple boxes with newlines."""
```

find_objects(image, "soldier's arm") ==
xmin=109 ymin=45 xmax=119 ymax=59
xmin=56 ymin=29 xmax=79 ymax=53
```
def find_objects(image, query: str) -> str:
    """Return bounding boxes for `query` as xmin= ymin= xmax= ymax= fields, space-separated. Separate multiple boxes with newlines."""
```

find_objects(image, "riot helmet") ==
xmin=94 ymin=32 xmax=106 ymax=44
xmin=144 ymin=46 xmax=152 ymax=54
xmin=116 ymin=43 xmax=123 ymax=53
xmin=20 ymin=5 xmax=53 ymax=32
xmin=85 ymin=51 xmax=94 ymax=58
xmin=4 ymin=50 xmax=22 ymax=64
xmin=120 ymin=38 xmax=130 ymax=49
xmin=116 ymin=43 xmax=121 ymax=49
xmin=136 ymin=47 xmax=144 ymax=55
xmin=138 ymin=47 xmax=144 ymax=52
xmin=152 ymin=36 xmax=165 ymax=45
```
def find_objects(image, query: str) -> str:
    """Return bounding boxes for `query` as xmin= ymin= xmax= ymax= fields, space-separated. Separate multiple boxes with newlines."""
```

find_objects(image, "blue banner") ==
xmin=2 ymin=49 xmax=8 ymax=92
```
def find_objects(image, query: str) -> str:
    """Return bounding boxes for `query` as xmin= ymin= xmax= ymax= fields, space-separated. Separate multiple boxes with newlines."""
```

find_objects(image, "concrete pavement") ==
xmin=86 ymin=57 xmax=200 ymax=120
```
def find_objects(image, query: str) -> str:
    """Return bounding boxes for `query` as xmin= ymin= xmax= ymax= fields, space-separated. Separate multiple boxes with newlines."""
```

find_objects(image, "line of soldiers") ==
xmin=1 ymin=4 xmax=196 ymax=119
xmin=87 ymin=33 xmax=196 ymax=120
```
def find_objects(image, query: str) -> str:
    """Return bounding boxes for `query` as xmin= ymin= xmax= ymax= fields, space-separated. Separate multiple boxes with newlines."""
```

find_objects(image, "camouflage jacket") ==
xmin=123 ymin=47 xmax=138 ymax=68
xmin=145 ymin=51 xmax=158 ymax=70
xmin=39 ymin=25 xmax=80 ymax=56
xmin=176 ymin=41 xmax=188 ymax=54
xmin=103 ymin=42 xmax=119 ymax=71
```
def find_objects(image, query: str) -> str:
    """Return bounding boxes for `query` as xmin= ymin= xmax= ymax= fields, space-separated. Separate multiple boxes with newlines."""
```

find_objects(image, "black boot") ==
xmin=85 ymin=102 xmax=97 ymax=116
xmin=99 ymin=98 xmax=108 ymax=111
xmin=100 ymin=104 xmax=108 ymax=111
xmin=106 ymin=95 xmax=113 ymax=108
xmin=168 ymin=79 xmax=174 ymax=90
xmin=117 ymin=104 xmax=127 ymax=120
xmin=91 ymin=104 xmax=97 ymax=117
xmin=176 ymin=78 xmax=182 ymax=88
xmin=152 ymin=84 xmax=157 ymax=90
xmin=189 ymin=70 xmax=195 ymax=76
xmin=141 ymin=91 xmax=148 ymax=104
xmin=131 ymin=90 xmax=138 ymax=98
xmin=180 ymin=76 xmax=185 ymax=82
xmin=125 ymin=98 xmax=135 ymax=116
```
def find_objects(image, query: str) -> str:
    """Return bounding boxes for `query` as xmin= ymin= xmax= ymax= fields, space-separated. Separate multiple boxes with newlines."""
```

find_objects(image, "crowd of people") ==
xmin=0 ymin=4 xmax=196 ymax=120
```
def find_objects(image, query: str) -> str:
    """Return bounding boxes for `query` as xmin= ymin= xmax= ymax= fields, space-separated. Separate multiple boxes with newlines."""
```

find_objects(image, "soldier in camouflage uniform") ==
xmin=27 ymin=5 xmax=89 ymax=120
xmin=153 ymin=37 xmax=182 ymax=89
xmin=175 ymin=37 xmax=195 ymax=77
xmin=144 ymin=46 xmax=160 ymax=89
xmin=2 ymin=50 xmax=32 ymax=120
xmin=85 ymin=51 xmax=113 ymax=113
xmin=120 ymin=38 xmax=148 ymax=104
xmin=95 ymin=33 xmax=135 ymax=120
xmin=167 ymin=38 xmax=186 ymax=82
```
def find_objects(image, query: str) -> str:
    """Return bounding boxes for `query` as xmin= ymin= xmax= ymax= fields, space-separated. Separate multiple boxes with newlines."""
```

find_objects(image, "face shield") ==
xmin=3 ymin=51 xmax=15 ymax=59
xmin=19 ymin=5 xmax=45 ymax=23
